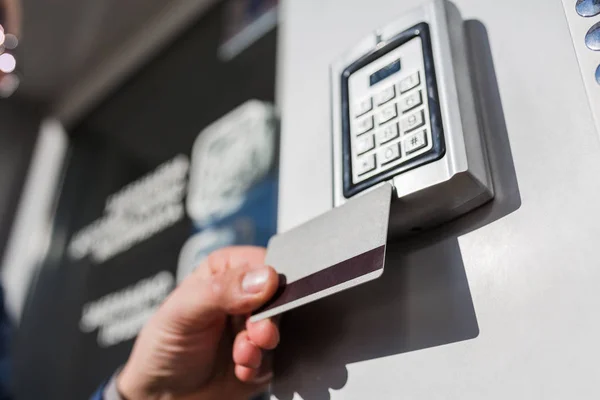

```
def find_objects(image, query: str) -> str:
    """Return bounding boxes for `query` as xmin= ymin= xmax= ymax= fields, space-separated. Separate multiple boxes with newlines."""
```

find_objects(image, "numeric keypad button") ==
xmin=399 ymin=72 xmax=421 ymax=93
xmin=380 ymin=143 xmax=401 ymax=165
xmin=400 ymin=110 xmax=425 ymax=133
xmin=354 ymin=97 xmax=373 ymax=117
xmin=355 ymin=134 xmax=375 ymax=155
xmin=355 ymin=115 xmax=374 ymax=135
xmin=377 ymin=123 xmax=400 ymax=144
xmin=355 ymin=154 xmax=376 ymax=175
xmin=375 ymin=85 xmax=396 ymax=106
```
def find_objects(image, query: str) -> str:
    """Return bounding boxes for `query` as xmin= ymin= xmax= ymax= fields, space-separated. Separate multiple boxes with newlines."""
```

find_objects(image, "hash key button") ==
xmin=405 ymin=129 xmax=428 ymax=154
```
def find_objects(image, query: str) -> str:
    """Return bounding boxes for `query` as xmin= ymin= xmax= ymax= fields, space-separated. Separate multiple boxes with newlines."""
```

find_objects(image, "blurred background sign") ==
xmin=219 ymin=0 xmax=279 ymax=60
xmin=2 ymin=1 xmax=280 ymax=399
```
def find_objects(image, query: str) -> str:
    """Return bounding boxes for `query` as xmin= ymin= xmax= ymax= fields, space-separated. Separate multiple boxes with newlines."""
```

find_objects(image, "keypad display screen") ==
xmin=369 ymin=59 xmax=401 ymax=86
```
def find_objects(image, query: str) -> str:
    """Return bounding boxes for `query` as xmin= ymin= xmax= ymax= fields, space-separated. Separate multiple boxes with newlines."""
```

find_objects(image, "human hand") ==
xmin=117 ymin=246 xmax=280 ymax=400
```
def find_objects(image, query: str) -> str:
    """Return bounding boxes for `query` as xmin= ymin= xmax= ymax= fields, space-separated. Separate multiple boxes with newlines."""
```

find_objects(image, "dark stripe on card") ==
xmin=253 ymin=245 xmax=386 ymax=315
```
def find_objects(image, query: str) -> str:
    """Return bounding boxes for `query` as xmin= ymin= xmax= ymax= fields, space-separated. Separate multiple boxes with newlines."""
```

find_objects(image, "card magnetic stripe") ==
xmin=254 ymin=244 xmax=386 ymax=315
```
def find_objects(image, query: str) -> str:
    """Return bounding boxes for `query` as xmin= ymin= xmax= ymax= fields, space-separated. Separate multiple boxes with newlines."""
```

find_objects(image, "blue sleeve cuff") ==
xmin=90 ymin=368 xmax=123 ymax=400
xmin=90 ymin=382 xmax=107 ymax=400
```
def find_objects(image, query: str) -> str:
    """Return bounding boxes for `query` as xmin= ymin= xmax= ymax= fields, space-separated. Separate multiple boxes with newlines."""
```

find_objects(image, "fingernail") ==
xmin=242 ymin=267 xmax=270 ymax=293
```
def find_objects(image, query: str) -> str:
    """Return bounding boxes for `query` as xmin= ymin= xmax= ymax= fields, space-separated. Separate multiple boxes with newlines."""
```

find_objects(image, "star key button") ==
xmin=355 ymin=154 xmax=376 ymax=175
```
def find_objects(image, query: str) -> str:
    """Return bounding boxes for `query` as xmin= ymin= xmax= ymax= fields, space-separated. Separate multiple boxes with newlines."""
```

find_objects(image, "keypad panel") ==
xmin=348 ymin=36 xmax=434 ymax=185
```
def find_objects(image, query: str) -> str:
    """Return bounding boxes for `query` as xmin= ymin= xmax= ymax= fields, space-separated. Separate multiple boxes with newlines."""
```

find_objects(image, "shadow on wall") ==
xmin=271 ymin=20 xmax=522 ymax=400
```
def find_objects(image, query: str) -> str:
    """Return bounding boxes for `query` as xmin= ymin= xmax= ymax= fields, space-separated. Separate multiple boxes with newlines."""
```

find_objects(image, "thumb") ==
xmin=162 ymin=257 xmax=279 ymax=329
xmin=204 ymin=263 xmax=280 ymax=315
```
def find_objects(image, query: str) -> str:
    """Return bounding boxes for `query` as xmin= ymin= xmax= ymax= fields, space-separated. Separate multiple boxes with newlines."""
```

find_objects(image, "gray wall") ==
xmin=273 ymin=0 xmax=600 ymax=399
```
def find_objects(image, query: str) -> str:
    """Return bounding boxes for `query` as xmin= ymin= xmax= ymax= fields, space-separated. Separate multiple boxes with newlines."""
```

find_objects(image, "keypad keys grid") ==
xmin=349 ymin=69 xmax=432 ymax=183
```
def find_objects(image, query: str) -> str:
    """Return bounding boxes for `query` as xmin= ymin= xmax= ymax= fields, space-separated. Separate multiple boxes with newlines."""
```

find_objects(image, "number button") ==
xmin=400 ymin=110 xmax=424 ymax=133
xmin=377 ymin=122 xmax=399 ymax=144
xmin=377 ymin=103 xmax=398 ymax=125
xmin=355 ymin=115 xmax=374 ymax=135
xmin=355 ymin=134 xmax=375 ymax=155
xmin=375 ymin=85 xmax=396 ymax=106
xmin=355 ymin=154 xmax=376 ymax=176
xmin=380 ymin=143 xmax=401 ymax=165
xmin=399 ymin=71 xmax=421 ymax=93
xmin=354 ymin=97 xmax=373 ymax=117
xmin=404 ymin=129 xmax=428 ymax=154
xmin=399 ymin=90 xmax=422 ymax=113
xmin=596 ymin=64 xmax=600 ymax=85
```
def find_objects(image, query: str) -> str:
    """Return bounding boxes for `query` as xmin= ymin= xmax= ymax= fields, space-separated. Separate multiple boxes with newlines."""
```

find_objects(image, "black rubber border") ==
xmin=341 ymin=22 xmax=446 ymax=198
